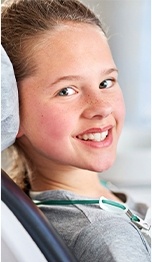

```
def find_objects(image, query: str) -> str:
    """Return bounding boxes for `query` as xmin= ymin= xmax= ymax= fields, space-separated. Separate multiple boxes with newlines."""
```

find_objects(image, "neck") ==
xmin=30 ymin=164 xmax=120 ymax=201
xmin=31 ymin=164 xmax=102 ymax=197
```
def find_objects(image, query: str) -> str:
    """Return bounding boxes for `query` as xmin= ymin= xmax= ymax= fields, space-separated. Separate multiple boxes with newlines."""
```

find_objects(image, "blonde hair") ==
xmin=1 ymin=0 xmax=106 ymax=193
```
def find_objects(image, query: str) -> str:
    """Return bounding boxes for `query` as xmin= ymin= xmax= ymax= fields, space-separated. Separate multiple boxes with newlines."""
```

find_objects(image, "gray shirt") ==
xmin=30 ymin=189 xmax=151 ymax=262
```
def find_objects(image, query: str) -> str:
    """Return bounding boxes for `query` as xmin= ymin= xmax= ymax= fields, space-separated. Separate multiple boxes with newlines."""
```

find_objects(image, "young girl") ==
xmin=1 ymin=0 xmax=150 ymax=261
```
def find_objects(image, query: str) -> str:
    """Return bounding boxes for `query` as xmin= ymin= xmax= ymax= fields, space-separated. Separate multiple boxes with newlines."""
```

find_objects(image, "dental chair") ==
xmin=1 ymin=45 xmax=77 ymax=262
xmin=1 ymin=169 xmax=77 ymax=262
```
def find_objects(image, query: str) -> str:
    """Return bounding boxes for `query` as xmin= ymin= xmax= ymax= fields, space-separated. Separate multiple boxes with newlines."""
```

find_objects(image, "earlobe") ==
xmin=16 ymin=126 xmax=24 ymax=138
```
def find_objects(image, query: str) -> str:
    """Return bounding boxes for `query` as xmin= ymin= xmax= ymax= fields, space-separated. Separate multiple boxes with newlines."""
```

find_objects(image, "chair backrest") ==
xmin=1 ymin=169 xmax=77 ymax=262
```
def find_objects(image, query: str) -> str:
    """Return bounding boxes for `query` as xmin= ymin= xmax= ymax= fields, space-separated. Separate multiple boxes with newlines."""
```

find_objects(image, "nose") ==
xmin=82 ymin=96 xmax=113 ymax=119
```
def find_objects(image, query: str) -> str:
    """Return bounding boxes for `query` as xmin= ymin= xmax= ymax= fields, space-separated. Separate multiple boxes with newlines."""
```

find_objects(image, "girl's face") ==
xmin=18 ymin=23 xmax=125 ymax=172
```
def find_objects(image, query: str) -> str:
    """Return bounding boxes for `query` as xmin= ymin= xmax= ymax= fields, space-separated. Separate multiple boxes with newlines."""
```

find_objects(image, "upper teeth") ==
xmin=78 ymin=131 xmax=108 ymax=142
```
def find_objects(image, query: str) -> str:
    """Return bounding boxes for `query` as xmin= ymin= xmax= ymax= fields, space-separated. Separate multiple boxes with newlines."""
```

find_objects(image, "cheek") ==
xmin=114 ymin=90 xmax=126 ymax=132
xmin=39 ymin=105 xmax=75 ymax=139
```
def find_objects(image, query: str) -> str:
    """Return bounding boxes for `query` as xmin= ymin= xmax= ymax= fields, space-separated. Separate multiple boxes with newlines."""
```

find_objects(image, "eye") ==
xmin=58 ymin=87 xmax=77 ymax=96
xmin=99 ymin=79 xmax=114 ymax=89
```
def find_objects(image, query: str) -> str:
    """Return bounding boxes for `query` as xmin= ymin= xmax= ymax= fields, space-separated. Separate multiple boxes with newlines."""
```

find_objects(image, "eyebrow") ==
xmin=51 ymin=68 xmax=118 ymax=85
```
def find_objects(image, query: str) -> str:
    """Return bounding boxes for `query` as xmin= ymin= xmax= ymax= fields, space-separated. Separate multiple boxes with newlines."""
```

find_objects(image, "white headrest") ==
xmin=1 ymin=45 xmax=19 ymax=151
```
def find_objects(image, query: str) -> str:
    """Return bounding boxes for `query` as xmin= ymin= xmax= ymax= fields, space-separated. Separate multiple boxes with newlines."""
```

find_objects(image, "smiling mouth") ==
xmin=77 ymin=131 xmax=108 ymax=142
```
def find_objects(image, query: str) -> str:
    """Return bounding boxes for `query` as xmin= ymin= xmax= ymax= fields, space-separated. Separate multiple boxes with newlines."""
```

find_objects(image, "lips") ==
xmin=76 ymin=126 xmax=113 ymax=148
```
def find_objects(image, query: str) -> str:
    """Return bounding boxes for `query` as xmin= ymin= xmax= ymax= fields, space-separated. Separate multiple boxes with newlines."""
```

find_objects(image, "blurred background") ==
xmin=81 ymin=0 xmax=151 ymax=204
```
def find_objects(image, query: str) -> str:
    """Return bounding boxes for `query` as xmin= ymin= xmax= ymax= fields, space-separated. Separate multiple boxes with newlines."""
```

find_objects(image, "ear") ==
xmin=16 ymin=125 xmax=24 ymax=138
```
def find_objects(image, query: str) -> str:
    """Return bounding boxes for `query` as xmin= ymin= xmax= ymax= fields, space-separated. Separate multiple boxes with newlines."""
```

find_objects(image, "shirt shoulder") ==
xmin=70 ymin=217 xmax=151 ymax=262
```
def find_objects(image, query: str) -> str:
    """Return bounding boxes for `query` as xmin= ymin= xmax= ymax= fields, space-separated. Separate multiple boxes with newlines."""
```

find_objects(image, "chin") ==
xmin=89 ymin=155 xmax=116 ymax=173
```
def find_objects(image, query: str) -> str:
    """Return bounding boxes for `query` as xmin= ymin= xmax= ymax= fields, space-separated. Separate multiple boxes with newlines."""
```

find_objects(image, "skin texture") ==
xmin=17 ymin=23 xmax=125 ymax=197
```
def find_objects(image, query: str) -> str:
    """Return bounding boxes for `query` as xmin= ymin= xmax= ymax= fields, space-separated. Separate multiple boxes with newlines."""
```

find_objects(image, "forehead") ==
xmin=32 ymin=23 xmax=110 ymax=58
xmin=25 ymin=23 xmax=115 ymax=81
